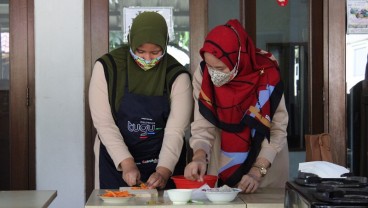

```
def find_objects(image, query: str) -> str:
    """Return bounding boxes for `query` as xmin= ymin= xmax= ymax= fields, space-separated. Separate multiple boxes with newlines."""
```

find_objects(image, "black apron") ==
xmin=99 ymin=72 xmax=186 ymax=189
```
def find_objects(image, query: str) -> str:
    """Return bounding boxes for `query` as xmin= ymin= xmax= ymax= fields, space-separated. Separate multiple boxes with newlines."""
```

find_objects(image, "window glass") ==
xmin=256 ymin=0 xmax=310 ymax=150
xmin=208 ymin=0 xmax=240 ymax=30
xmin=0 ymin=0 xmax=9 ymax=190
xmin=109 ymin=0 xmax=190 ymax=68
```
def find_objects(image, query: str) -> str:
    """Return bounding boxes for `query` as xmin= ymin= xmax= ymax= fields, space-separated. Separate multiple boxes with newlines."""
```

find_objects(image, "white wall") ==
xmin=35 ymin=1 xmax=85 ymax=208
xmin=346 ymin=35 xmax=368 ymax=93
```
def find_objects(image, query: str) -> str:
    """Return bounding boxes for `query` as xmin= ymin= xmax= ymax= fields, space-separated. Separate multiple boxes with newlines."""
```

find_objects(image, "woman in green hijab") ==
xmin=89 ymin=12 xmax=192 ymax=189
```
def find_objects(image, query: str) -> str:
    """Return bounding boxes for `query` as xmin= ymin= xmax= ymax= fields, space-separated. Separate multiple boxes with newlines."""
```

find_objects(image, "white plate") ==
xmin=99 ymin=195 xmax=134 ymax=203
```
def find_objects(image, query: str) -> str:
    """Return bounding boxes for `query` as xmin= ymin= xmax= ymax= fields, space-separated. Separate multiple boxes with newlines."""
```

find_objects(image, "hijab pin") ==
xmin=259 ymin=69 xmax=265 ymax=75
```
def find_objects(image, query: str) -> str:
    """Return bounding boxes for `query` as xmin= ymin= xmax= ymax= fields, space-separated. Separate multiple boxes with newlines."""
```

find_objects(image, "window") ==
xmin=256 ymin=0 xmax=310 ymax=150
xmin=109 ymin=0 xmax=190 ymax=68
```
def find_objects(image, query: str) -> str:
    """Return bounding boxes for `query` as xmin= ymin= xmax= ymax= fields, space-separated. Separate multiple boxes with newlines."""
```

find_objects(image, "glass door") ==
xmin=256 ymin=0 xmax=310 ymax=150
xmin=0 ymin=0 xmax=34 ymax=190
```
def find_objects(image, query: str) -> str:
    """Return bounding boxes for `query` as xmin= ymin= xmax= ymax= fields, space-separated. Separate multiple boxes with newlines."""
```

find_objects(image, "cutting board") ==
xmin=119 ymin=187 xmax=158 ymax=197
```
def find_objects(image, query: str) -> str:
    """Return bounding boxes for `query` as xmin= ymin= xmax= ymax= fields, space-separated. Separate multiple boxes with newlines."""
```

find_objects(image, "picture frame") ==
xmin=347 ymin=0 xmax=368 ymax=34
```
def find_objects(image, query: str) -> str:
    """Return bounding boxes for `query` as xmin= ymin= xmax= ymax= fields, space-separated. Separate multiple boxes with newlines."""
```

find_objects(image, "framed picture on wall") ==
xmin=347 ymin=0 xmax=368 ymax=34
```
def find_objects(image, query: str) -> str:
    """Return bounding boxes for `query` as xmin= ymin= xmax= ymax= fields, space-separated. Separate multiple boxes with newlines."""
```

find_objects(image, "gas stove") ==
xmin=285 ymin=172 xmax=368 ymax=207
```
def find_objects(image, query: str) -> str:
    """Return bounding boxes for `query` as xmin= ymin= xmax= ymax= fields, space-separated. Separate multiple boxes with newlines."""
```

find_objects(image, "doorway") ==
xmin=346 ymin=33 xmax=368 ymax=176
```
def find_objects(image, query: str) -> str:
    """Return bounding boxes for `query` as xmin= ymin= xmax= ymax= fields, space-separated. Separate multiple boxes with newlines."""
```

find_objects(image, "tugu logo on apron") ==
xmin=127 ymin=117 xmax=162 ymax=139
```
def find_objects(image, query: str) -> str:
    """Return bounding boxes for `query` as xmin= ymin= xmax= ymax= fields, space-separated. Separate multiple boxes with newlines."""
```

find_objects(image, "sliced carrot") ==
xmin=101 ymin=190 xmax=133 ymax=197
xmin=131 ymin=183 xmax=149 ymax=190
xmin=140 ymin=183 xmax=148 ymax=189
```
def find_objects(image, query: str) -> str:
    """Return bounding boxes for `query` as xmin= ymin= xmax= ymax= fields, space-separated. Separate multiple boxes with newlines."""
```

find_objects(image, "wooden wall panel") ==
xmin=84 ymin=0 xmax=109 ymax=198
xmin=309 ymin=0 xmax=324 ymax=134
xmin=189 ymin=0 xmax=207 ymax=74
xmin=324 ymin=0 xmax=346 ymax=166
xmin=27 ymin=0 xmax=36 ymax=190
xmin=9 ymin=0 xmax=35 ymax=189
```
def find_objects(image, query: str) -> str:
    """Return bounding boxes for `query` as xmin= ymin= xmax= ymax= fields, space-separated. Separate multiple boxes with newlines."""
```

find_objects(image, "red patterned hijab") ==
xmin=198 ymin=19 xmax=284 ymax=185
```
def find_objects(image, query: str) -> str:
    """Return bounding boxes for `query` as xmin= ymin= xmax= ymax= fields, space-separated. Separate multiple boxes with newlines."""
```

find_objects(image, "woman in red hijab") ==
xmin=184 ymin=19 xmax=289 ymax=193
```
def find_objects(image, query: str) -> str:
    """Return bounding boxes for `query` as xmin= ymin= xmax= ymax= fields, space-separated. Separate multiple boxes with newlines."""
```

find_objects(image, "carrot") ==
xmin=131 ymin=183 xmax=149 ymax=190
xmin=101 ymin=190 xmax=133 ymax=197
xmin=140 ymin=183 xmax=148 ymax=189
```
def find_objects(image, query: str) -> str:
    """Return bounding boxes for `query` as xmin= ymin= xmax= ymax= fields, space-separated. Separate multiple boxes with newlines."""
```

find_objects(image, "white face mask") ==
xmin=207 ymin=47 xmax=240 ymax=87
xmin=208 ymin=66 xmax=238 ymax=87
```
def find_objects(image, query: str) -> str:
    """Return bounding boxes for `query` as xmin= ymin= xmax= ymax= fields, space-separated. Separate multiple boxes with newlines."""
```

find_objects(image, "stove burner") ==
xmin=287 ymin=180 xmax=368 ymax=207
xmin=295 ymin=172 xmax=368 ymax=188
xmin=313 ymin=189 xmax=368 ymax=204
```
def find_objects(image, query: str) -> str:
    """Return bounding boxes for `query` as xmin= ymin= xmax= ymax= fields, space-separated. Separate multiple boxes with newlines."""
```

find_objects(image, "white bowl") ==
xmin=166 ymin=189 xmax=193 ymax=204
xmin=203 ymin=188 xmax=242 ymax=203
xmin=99 ymin=195 xmax=134 ymax=203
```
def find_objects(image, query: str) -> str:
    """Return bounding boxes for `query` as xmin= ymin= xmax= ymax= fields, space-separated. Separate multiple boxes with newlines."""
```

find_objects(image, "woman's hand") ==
xmin=238 ymin=158 xmax=270 ymax=193
xmin=237 ymin=167 xmax=262 ymax=193
xmin=146 ymin=166 xmax=171 ymax=189
xmin=184 ymin=150 xmax=208 ymax=182
xmin=120 ymin=158 xmax=141 ymax=186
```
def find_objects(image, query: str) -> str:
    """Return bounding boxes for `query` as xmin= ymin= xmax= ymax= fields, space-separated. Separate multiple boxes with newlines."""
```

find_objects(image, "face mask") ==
xmin=129 ymin=48 xmax=164 ymax=71
xmin=207 ymin=45 xmax=241 ymax=87
xmin=208 ymin=66 xmax=238 ymax=87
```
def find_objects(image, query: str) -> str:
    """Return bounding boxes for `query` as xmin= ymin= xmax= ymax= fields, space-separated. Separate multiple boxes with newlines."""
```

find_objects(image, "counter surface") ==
xmin=85 ymin=188 xmax=284 ymax=208
xmin=238 ymin=188 xmax=285 ymax=208
xmin=0 ymin=190 xmax=57 ymax=208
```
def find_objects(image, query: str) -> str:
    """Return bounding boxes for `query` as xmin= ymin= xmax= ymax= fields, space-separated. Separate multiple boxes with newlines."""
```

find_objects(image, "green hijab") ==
xmin=128 ymin=11 xmax=169 ymax=96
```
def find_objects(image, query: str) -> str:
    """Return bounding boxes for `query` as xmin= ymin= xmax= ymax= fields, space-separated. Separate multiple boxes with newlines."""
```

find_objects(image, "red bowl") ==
xmin=171 ymin=175 xmax=218 ymax=189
